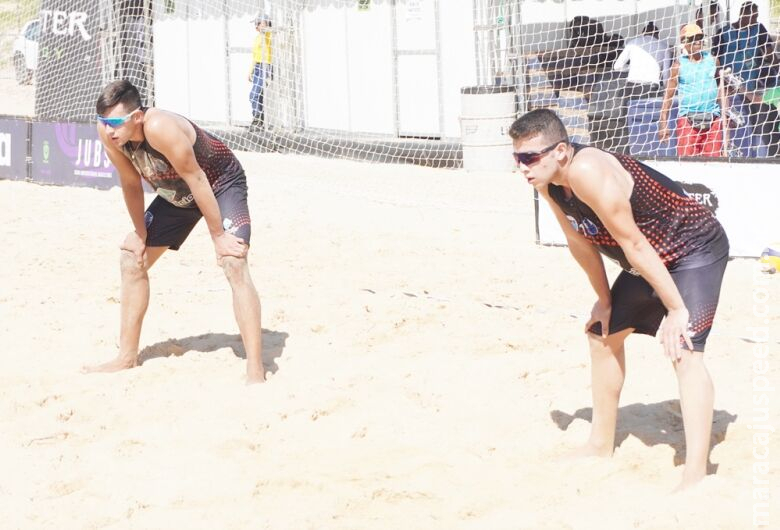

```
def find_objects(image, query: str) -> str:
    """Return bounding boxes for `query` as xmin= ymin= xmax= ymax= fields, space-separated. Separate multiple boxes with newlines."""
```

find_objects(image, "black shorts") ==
xmin=144 ymin=176 xmax=251 ymax=251
xmin=589 ymin=255 xmax=728 ymax=352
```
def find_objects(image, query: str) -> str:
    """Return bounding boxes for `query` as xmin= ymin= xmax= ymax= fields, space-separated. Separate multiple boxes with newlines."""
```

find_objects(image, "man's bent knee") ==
xmin=673 ymin=350 xmax=707 ymax=373
xmin=120 ymin=249 xmax=147 ymax=277
xmin=220 ymin=255 xmax=248 ymax=284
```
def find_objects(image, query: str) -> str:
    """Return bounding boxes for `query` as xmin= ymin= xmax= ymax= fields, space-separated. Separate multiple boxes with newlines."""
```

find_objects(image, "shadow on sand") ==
xmin=551 ymin=401 xmax=737 ymax=474
xmin=137 ymin=329 xmax=289 ymax=374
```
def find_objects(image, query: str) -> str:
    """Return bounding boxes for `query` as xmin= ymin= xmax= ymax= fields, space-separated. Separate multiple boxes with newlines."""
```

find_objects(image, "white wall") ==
xmin=302 ymin=2 xmax=394 ymax=135
xmin=153 ymin=4 xmax=228 ymax=123
xmin=301 ymin=0 xmax=477 ymax=138
xmin=440 ymin=0 xmax=478 ymax=138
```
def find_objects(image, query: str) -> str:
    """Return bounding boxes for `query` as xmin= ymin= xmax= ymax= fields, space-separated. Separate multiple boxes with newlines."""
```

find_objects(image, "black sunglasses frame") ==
xmin=682 ymin=34 xmax=704 ymax=43
xmin=512 ymin=141 xmax=567 ymax=166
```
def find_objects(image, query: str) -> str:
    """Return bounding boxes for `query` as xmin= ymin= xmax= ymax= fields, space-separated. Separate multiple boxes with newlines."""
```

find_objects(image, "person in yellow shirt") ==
xmin=248 ymin=14 xmax=273 ymax=129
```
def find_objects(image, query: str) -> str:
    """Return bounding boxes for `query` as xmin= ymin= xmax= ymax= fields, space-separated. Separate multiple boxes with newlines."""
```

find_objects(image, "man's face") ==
xmin=512 ymin=134 xmax=565 ymax=189
xmin=98 ymin=103 xmax=140 ymax=147
xmin=683 ymin=34 xmax=704 ymax=54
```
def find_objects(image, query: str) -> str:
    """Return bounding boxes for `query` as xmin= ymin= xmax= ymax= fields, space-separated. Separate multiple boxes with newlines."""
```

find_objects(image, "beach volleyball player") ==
xmin=510 ymin=109 xmax=729 ymax=489
xmin=84 ymin=80 xmax=265 ymax=383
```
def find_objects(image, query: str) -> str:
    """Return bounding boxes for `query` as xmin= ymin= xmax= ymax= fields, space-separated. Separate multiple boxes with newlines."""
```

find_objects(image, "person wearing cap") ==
xmin=659 ymin=23 xmax=726 ymax=157
xmin=613 ymin=21 xmax=672 ymax=100
xmin=248 ymin=14 xmax=273 ymax=129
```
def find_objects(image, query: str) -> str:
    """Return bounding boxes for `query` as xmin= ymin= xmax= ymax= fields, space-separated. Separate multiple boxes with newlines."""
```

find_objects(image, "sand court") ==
xmin=0 ymin=153 xmax=778 ymax=529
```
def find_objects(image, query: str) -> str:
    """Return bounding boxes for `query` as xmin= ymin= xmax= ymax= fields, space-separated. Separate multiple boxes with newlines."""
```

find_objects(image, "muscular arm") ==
xmin=567 ymin=157 xmax=684 ymax=313
xmin=539 ymin=186 xmax=611 ymax=304
xmin=97 ymin=124 xmax=146 ymax=238
xmin=143 ymin=116 xmax=226 ymax=240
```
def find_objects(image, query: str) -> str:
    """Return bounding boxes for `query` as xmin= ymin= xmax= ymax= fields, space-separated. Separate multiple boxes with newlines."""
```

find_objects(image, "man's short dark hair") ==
xmin=643 ymin=22 xmax=659 ymax=37
xmin=508 ymin=108 xmax=569 ymax=144
xmin=96 ymin=80 xmax=142 ymax=115
xmin=740 ymin=1 xmax=757 ymax=15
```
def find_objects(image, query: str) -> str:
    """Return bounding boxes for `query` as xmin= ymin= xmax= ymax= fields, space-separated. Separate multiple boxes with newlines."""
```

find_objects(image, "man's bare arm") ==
xmin=143 ymin=114 xmax=247 ymax=260
xmin=539 ymin=186 xmax=612 ymax=335
xmin=659 ymin=60 xmax=679 ymax=142
xmin=96 ymin=124 xmax=146 ymax=238
xmin=539 ymin=187 xmax=611 ymax=303
xmin=143 ymin=116 xmax=226 ymax=239
xmin=568 ymin=158 xmax=684 ymax=311
xmin=568 ymin=156 xmax=693 ymax=356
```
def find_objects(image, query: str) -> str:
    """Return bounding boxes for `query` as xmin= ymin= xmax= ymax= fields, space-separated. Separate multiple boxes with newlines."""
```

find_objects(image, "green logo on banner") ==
xmin=357 ymin=0 xmax=370 ymax=11
xmin=42 ymin=140 xmax=50 ymax=164
xmin=497 ymin=15 xmax=505 ymax=24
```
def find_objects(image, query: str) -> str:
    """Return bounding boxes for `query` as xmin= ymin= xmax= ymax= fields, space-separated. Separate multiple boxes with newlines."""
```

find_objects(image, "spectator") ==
xmin=541 ymin=15 xmax=623 ymax=94
xmin=613 ymin=22 xmax=672 ymax=100
xmin=696 ymin=1 xmax=728 ymax=43
xmin=659 ymin=24 xmax=726 ymax=157
xmin=713 ymin=1 xmax=769 ymax=92
xmin=731 ymin=64 xmax=780 ymax=156
xmin=248 ymin=14 xmax=273 ymax=129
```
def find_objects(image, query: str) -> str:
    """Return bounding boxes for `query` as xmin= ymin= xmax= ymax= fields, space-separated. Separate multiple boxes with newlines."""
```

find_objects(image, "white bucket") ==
xmin=460 ymin=86 xmax=517 ymax=171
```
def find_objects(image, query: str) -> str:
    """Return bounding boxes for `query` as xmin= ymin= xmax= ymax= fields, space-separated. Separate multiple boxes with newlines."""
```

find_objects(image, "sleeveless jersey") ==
xmin=548 ymin=144 xmax=729 ymax=273
xmin=122 ymin=111 xmax=244 ymax=208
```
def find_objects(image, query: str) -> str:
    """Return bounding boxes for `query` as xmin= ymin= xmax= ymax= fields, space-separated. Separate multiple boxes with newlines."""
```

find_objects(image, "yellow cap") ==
xmin=680 ymin=23 xmax=703 ymax=39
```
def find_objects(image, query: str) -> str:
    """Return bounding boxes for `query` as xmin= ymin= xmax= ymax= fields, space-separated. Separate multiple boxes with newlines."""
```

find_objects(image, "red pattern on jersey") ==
xmin=549 ymin=146 xmax=728 ymax=272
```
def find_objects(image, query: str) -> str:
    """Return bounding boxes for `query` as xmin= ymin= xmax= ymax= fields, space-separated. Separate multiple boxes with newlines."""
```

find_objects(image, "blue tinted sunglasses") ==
xmin=512 ymin=141 xmax=566 ymax=166
xmin=97 ymin=108 xmax=140 ymax=127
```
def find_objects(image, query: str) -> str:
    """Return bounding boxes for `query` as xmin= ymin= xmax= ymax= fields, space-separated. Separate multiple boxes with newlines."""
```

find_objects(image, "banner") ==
xmin=0 ymin=119 xmax=29 ymax=181
xmin=535 ymin=160 xmax=777 ymax=258
xmin=35 ymin=1 xmax=104 ymax=121
xmin=31 ymin=122 xmax=118 ymax=189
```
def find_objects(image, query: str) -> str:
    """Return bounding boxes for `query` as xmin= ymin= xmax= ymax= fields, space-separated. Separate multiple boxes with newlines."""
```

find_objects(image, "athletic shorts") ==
xmin=589 ymin=255 xmax=728 ymax=352
xmin=144 ymin=175 xmax=251 ymax=251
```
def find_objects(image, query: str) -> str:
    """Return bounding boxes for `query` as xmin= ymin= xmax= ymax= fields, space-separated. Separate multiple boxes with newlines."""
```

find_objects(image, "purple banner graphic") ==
xmin=31 ymin=122 xmax=118 ymax=189
xmin=0 ymin=118 xmax=29 ymax=181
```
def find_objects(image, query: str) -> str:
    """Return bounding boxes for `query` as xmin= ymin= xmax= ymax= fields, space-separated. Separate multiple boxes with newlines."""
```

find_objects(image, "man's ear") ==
xmin=555 ymin=141 xmax=568 ymax=160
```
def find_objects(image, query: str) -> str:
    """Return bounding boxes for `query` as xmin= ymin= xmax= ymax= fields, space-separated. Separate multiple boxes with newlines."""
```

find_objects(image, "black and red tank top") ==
xmin=548 ymin=144 xmax=729 ymax=273
xmin=122 ymin=111 xmax=244 ymax=208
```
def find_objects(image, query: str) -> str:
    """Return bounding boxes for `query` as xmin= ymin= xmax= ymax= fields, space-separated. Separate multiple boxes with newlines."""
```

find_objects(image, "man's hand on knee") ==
xmin=213 ymin=232 xmax=248 ymax=265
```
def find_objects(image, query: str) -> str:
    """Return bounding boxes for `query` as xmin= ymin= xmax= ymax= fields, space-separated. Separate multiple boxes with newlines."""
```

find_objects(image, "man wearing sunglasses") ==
xmin=85 ymin=80 xmax=265 ymax=384
xmin=510 ymin=108 xmax=729 ymax=490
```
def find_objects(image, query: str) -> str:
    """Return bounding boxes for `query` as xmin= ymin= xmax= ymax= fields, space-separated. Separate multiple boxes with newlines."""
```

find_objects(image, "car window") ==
xmin=25 ymin=20 xmax=40 ymax=41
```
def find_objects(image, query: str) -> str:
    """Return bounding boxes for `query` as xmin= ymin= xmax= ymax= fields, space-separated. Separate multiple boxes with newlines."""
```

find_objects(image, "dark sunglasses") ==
xmin=683 ymin=34 xmax=704 ymax=43
xmin=512 ymin=141 xmax=565 ymax=166
xmin=97 ymin=108 xmax=140 ymax=127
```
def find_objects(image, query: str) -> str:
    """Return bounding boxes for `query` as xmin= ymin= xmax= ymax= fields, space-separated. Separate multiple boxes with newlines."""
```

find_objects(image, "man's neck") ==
xmin=129 ymin=112 xmax=146 ymax=143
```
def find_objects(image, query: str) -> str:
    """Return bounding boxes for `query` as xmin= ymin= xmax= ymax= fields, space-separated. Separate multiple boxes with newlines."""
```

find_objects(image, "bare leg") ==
xmin=221 ymin=256 xmax=264 ymax=383
xmin=570 ymin=328 xmax=633 ymax=458
xmin=673 ymin=350 xmax=714 ymax=490
xmin=83 ymin=246 xmax=168 ymax=373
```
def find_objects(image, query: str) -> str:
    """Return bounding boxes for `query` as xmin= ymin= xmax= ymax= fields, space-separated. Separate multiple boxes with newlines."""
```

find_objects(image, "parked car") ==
xmin=12 ymin=19 xmax=39 ymax=85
